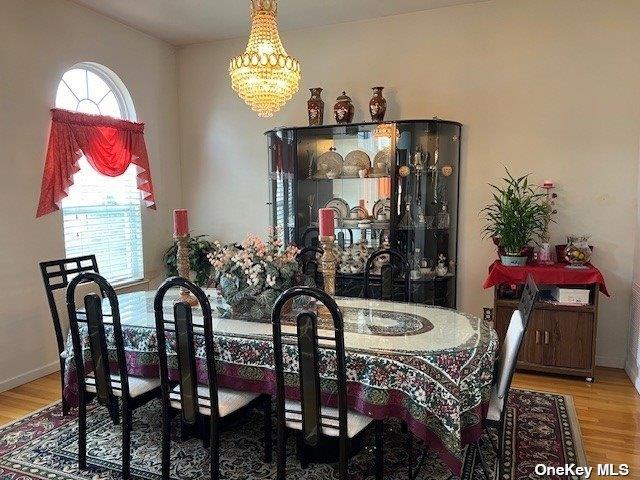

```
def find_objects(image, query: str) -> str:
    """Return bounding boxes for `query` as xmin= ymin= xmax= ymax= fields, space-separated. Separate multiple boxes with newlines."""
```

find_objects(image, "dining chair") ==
xmin=66 ymin=272 xmax=161 ymax=479
xmin=40 ymin=255 xmax=100 ymax=416
xmin=301 ymin=226 xmax=320 ymax=247
xmin=297 ymin=246 xmax=323 ymax=287
xmin=364 ymin=248 xmax=411 ymax=302
xmin=474 ymin=275 xmax=539 ymax=479
xmin=272 ymin=286 xmax=384 ymax=480
xmin=154 ymin=277 xmax=272 ymax=480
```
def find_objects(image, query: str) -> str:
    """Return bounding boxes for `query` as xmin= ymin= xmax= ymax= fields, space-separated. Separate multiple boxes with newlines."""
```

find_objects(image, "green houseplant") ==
xmin=163 ymin=235 xmax=216 ymax=286
xmin=482 ymin=168 xmax=550 ymax=266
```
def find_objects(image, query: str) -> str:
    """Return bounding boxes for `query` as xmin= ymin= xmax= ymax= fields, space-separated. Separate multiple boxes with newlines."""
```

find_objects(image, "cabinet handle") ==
xmin=544 ymin=331 xmax=550 ymax=345
xmin=535 ymin=330 xmax=540 ymax=344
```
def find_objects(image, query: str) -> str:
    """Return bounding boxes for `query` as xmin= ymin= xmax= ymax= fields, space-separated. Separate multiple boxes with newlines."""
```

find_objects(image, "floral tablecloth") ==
xmin=62 ymin=291 xmax=498 ymax=476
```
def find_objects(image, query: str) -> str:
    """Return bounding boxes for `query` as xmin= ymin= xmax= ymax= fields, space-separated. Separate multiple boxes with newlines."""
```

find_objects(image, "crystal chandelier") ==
xmin=229 ymin=0 xmax=301 ymax=118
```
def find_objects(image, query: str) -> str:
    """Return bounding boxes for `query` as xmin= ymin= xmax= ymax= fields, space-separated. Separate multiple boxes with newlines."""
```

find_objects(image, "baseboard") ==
xmin=625 ymin=358 xmax=640 ymax=394
xmin=596 ymin=354 xmax=626 ymax=368
xmin=0 ymin=361 xmax=60 ymax=393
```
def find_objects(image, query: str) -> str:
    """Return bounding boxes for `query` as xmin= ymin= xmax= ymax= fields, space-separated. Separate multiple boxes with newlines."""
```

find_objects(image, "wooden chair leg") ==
xmin=276 ymin=426 xmax=287 ymax=480
xmin=374 ymin=420 xmax=384 ymax=480
xmin=210 ymin=428 xmax=220 ymax=480
xmin=109 ymin=399 xmax=120 ymax=425
xmin=78 ymin=399 xmax=87 ymax=470
xmin=296 ymin=434 xmax=308 ymax=469
xmin=476 ymin=441 xmax=492 ymax=480
xmin=406 ymin=432 xmax=412 ymax=480
xmin=338 ymin=437 xmax=348 ymax=480
xmin=161 ymin=408 xmax=171 ymax=479
xmin=122 ymin=407 xmax=132 ymax=479
xmin=263 ymin=396 xmax=273 ymax=463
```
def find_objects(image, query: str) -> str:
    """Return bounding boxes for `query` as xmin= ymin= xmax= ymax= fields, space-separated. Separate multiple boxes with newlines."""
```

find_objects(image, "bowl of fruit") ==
xmin=561 ymin=235 xmax=592 ymax=268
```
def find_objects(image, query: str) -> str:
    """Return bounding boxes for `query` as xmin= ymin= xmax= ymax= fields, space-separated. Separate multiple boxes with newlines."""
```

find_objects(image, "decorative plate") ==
xmin=372 ymin=198 xmax=391 ymax=218
xmin=373 ymin=148 xmax=393 ymax=174
xmin=349 ymin=205 xmax=368 ymax=220
xmin=325 ymin=197 xmax=349 ymax=219
xmin=344 ymin=150 xmax=371 ymax=171
xmin=317 ymin=150 xmax=343 ymax=177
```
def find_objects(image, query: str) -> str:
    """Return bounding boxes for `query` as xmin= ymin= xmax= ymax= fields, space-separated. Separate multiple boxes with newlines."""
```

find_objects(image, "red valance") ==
xmin=36 ymin=108 xmax=156 ymax=217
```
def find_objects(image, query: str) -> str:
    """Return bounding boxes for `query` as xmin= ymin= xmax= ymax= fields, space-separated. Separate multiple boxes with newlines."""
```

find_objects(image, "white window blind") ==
xmin=56 ymin=65 xmax=144 ymax=285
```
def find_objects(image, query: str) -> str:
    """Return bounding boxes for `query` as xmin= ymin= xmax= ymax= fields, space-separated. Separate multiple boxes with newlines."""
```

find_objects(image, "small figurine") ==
xmin=435 ymin=254 xmax=448 ymax=277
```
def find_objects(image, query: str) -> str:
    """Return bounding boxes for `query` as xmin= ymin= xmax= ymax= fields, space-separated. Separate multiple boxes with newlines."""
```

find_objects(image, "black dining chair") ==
xmin=40 ymin=255 xmax=100 ymax=416
xmin=66 ymin=272 xmax=161 ymax=479
xmin=154 ymin=277 xmax=272 ymax=480
xmin=474 ymin=275 xmax=539 ymax=479
xmin=272 ymin=286 xmax=384 ymax=480
xmin=297 ymin=246 xmax=323 ymax=287
xmin=364 ymin=249 xmax=411 ymax=302
xmin=301 ymin=226 xmax=319 ymax=247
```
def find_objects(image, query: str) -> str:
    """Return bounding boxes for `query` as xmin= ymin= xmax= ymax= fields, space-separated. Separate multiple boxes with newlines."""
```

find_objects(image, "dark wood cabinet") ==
xmin=493 ymin=287 xmax=598 ymax=381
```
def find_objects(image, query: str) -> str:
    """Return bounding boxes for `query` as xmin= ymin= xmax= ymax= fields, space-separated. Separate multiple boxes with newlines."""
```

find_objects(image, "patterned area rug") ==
xmin=0 ymin=389 xmax=585 ymax=480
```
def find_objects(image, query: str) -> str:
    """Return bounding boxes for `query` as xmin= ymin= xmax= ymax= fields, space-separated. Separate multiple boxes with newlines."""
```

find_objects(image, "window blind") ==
xmin=62 ymin=157 xmax=144 ymax=285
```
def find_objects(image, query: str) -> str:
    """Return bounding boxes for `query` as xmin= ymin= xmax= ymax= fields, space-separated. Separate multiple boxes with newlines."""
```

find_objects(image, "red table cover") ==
xmin=483 ymin=260 xmax=609 ymax=296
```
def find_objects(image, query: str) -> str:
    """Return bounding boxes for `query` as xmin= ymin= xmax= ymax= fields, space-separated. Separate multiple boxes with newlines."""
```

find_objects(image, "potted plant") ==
xmin=163 ymin=235 xmax=216 ymax=286
xmin=482 ymin=168 xmax=550 ymax=266
xmin=207 ymin=232 xmax=300 ymax=318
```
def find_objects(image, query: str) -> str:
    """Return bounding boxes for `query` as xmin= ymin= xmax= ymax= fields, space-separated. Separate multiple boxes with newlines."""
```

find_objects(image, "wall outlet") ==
xmin=483 ymin=307 xmax=493 ymax=322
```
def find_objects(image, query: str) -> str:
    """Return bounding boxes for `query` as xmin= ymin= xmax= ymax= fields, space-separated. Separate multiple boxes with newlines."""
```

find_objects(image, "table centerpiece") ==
xmin=208 ymin=232 xmax=299 ymax=318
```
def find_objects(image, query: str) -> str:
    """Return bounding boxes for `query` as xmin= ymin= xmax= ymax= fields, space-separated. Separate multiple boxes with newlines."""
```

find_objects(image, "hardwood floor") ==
xmin=1 ymin=368 xmax=639 ymax=476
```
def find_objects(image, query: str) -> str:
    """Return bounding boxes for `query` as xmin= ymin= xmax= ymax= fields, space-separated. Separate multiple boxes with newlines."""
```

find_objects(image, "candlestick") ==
xmin=318 ymin=235 xmax=336 ymax=317
xmin=174 ymin=234 xmax=199 ymax=307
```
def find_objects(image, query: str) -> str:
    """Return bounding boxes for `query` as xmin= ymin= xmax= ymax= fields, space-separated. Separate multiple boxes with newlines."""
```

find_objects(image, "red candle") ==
xmin=318 ymin=208 xmax=335 ymax=237
xmin=173 ymin=209 xmax=189 ymax=236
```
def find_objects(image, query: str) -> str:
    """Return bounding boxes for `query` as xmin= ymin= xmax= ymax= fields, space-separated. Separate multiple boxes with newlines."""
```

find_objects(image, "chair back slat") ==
xmin=154 ymin=277 xmax=219 ymax=426
xmin=301 ymin=227 xmax=319 ymax=247
xmin=296 ymin=312 xmax=322 ymax=446
xmin=40 ymin=255 xmax=99 ymax=355
xmin=490 ymin=275 xmax=539 ymax=426
xmin=272 ymin=286 xmax=348 ymax=449
xmin=85 ymin=294 xmax=113 ymax=406
xmin=67 ymin=272 xmax=125 ymax=410
xmin=174 ymin=302 xmax=199 ymax=425
xmin=380 ymin=264 xmax=394 ymax=300
xmin=297 ymin=246 xmax=323 ymax=287
xmin=364 ymin=249 xmax=411 ymax=302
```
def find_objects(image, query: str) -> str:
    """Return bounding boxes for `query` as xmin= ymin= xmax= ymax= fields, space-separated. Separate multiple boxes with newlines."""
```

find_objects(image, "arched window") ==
xmin=55 ymin=63 xmax=144 ymax=284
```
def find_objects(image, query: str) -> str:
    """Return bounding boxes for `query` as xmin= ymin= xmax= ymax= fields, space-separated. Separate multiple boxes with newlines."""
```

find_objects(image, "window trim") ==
xmin=56 ymin=62 xmax=145 ymax=285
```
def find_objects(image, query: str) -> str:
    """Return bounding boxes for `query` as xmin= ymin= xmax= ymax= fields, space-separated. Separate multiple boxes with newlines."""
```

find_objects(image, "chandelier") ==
xmin=229 ymin=0 xmax=301 ymax=118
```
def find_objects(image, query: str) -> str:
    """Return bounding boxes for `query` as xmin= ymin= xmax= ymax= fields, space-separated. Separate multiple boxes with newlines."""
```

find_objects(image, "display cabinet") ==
xmin=266 ymin=119 xmax=461 ymax=308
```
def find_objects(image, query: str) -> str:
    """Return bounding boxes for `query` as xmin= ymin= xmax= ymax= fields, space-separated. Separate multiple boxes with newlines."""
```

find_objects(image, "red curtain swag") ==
xmin=36 ymin=108 xmax=156 ymax=217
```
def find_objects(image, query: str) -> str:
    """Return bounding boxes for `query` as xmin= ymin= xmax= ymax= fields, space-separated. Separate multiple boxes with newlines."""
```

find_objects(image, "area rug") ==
xmin=0 ymin=389 xmax=585 ymax=480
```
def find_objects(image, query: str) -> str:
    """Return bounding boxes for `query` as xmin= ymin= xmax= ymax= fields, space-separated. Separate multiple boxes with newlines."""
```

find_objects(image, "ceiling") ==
xmin=70 ymin=0 xmax=485 ymax=46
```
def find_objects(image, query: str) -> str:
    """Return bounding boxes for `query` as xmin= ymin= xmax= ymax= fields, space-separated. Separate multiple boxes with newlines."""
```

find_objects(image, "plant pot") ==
xmin=500 ymin=255 xmax=528 ymax=267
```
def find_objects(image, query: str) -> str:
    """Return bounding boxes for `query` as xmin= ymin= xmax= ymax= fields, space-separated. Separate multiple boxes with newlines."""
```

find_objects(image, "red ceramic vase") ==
xmin=369 ymin=86 xmax=387 ymax=122
xmin=307 ymin=88 xmax=324 ymax=126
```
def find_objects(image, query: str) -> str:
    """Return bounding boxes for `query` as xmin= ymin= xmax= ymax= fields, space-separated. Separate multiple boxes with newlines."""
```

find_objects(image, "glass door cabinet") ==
xmin=266 ymin=119 xmax=461 ymax=308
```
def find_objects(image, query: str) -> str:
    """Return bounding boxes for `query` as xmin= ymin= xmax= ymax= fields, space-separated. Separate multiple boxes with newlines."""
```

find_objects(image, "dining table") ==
xmin=61 ymin=289 xmax=498 ymax=476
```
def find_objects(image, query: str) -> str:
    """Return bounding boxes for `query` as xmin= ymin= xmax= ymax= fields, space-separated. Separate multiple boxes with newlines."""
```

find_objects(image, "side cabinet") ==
xmin=493 ymin=289 xmax=598 ymax=381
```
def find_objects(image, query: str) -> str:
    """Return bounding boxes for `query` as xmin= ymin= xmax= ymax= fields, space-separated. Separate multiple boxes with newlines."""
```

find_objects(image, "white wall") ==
xmin=178 ymin=0 xmax=640 ymax=368
xmin=0 ymin=0 xmax=181 ymax=390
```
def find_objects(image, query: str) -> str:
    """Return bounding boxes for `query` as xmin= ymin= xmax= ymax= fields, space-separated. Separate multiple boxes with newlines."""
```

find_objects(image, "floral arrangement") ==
xmin=208 ymin=231 xmax=300 ymax=318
